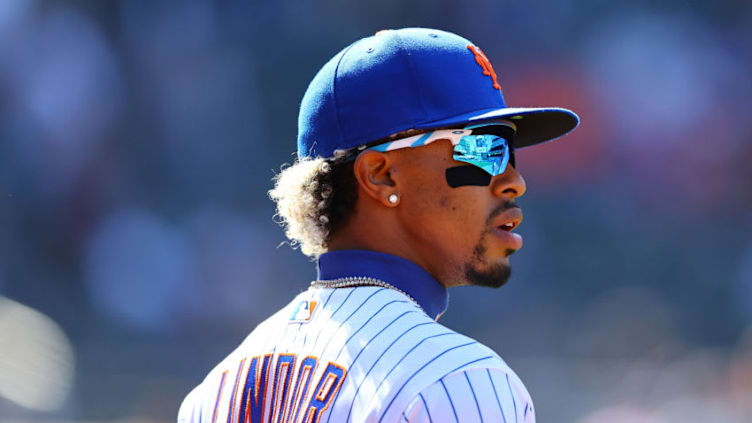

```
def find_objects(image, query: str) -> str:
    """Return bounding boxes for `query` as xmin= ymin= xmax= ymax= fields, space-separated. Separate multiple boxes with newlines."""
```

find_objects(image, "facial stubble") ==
xmin=463 ymin=229 xmax=512 ymax=288
xmin=462 ymin=203 xmax=518 ymax=288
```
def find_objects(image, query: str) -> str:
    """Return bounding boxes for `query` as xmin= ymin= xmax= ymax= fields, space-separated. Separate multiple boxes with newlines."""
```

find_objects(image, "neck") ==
xmin=328 ymin=228 xmax=439 ymax=287
xmin=328 ymin=196 xmax=447 ymax=287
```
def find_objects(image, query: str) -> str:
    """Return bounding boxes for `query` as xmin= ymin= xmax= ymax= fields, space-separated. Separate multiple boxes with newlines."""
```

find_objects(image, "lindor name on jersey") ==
xmin=209 ymin=353 xmax=345 ymax=423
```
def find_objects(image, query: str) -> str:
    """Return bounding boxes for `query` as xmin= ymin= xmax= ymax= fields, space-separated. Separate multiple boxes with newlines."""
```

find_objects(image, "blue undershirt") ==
xmin=316 ymin=250 xmax=449 ymax=320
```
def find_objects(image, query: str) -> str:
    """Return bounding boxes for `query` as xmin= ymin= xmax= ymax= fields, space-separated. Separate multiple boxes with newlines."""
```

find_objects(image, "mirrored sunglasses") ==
xmin=362 ymin=122 xmax=516 ymax=176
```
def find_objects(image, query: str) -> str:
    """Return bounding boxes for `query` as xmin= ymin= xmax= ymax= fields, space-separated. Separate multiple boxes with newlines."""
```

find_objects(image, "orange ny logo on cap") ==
xmin=467 ymin=45 xmax=501 ymax=90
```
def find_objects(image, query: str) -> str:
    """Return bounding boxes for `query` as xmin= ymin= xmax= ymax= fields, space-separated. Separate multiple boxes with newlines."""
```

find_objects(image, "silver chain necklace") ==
xmin=310 ymin=276 xmax=421 ymax=311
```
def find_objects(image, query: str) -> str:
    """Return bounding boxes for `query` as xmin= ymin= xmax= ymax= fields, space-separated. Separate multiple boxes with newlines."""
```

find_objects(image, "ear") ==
xmin=352 ymin=151 xmax=400 ymax=207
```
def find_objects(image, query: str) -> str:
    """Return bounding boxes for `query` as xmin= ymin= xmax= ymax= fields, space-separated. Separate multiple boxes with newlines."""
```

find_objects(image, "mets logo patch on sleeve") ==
xmin=289 ymin=300 xmax=318 ymax=323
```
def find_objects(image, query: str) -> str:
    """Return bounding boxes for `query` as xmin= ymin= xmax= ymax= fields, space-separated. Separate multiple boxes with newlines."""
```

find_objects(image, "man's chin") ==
xmin=464 ymin=262 xmax=512 ymax=288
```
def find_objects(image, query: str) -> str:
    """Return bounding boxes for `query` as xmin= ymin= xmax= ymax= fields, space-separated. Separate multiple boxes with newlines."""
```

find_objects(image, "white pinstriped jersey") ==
xmin=178 ymin=250 xmax=534 ymax=423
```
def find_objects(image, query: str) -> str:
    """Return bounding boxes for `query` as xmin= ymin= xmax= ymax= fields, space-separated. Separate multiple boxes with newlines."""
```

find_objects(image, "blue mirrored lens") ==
xmin=452 ymin=134 xmax=510 ymax=176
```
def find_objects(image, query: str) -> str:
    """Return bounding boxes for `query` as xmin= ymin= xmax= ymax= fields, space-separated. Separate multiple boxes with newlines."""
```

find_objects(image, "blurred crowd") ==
xmin=1 ymin=0 xmax=750 ymax=422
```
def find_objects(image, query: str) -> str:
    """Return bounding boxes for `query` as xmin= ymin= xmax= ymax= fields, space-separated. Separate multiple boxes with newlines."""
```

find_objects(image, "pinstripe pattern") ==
xmin=488 ymin=368 xmax=508 ymax=423
xmin=325 ymin=309 xmax=416 ymax=423
xmin=418 ymin=393 xmax=433 ymax=423
xmin=367 ymin=332 xmax=458 ymax=403
xmin=333 ymin=300 xmax=408 ymax=361
xmin=377 ymin=341 xmax=483 ymax=422
xmin=464 ymin=371 xmax=484 ymax=422
xmin=506 ymin=373 xmax=518 ymax=423
xmin=341 ymin=320 xmax=434 ymax=423
xmin=318 ymin=288 xmax=388 ymax=358
xmin=178 ymin=286 xmax=535 ymax=423
xmin=439 ymin=379 xmax=459 ymax=423
xmin=310 ymin=287 xmax=358 ymax=352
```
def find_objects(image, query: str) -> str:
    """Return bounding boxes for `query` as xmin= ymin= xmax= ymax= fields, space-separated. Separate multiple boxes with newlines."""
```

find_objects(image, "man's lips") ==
xmin=492 ymin=207 xmax=522 ymax=231
xmin=491 ymin=207 xmax=523 ymax=251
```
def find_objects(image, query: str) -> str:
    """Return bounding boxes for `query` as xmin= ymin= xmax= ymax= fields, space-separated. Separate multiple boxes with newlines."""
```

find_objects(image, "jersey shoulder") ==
xmin=383 ymin=321 xmax=533 ymax=422
xmin=409 ymin=317 xmax=512 ymax=372
xmin=412 ymin=320 xmax=531 ymax=400
xmin=401 ymin=365 xmax=536 ymax=423
xmin=342 ymin=312 xmax=528 ymax=422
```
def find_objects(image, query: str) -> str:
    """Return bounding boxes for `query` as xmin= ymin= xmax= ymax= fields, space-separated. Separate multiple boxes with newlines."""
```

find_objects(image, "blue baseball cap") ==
xmin=297 ymin=28 xmax=579 ymax=159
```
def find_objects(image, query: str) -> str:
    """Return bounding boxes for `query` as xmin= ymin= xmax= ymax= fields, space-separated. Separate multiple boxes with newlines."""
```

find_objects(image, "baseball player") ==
xmin=178 ymin=28 xmax=578 ymax=423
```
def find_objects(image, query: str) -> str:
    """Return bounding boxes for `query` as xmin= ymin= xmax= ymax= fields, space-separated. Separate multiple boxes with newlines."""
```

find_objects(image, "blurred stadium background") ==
xmin=1 ymin=0 xmax=751 ymax=422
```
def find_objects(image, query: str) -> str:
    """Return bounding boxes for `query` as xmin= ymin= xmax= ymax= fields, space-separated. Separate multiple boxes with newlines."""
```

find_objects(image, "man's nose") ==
xmin=491 ymin=165 xmax=526 ymax=199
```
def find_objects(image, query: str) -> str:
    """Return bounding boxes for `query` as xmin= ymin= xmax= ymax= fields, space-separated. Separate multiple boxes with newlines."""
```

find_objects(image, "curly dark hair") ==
xmin=269 ymin=128 xmax=440 ymax=257
xmin=269 ymin=149 xmax=359 ymax=257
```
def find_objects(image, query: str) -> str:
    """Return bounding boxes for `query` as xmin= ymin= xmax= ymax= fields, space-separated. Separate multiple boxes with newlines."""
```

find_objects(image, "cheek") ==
xmin=407 ymin=185 xmax=487 ymax=246
xmin=441 ymin=195 xmax=486 ymax=240
xmin=396 ymin=147 xmax=489 ymax=248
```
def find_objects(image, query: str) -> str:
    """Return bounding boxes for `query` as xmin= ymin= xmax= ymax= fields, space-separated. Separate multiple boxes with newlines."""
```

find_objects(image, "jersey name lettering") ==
xmin=218 ymin=353 xmax=346 ymax=423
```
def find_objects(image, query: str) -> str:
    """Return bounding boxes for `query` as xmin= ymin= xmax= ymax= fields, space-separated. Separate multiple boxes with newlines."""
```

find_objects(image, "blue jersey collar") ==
xmin=316 ymin=250 xmax=448 ymax=320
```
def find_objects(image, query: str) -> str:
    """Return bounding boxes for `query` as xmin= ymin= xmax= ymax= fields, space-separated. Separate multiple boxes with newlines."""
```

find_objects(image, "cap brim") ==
xmin=417 ymin=107 xmax=579 ymax=148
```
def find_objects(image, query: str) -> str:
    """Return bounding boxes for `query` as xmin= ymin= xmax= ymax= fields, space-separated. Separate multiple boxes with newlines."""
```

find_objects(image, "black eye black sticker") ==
xmin=445 ymin=165 xmax=492 ymax=188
